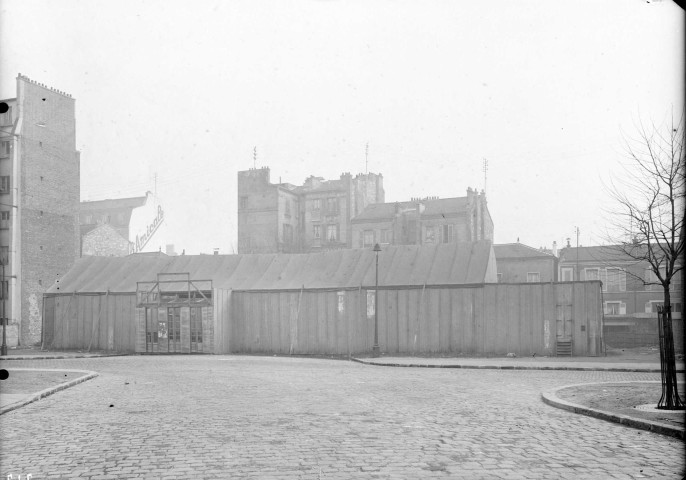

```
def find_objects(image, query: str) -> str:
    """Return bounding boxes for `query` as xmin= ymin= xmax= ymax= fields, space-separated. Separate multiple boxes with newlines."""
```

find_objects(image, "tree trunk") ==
xmin=657 ymin=288 xmax=683 ymax=410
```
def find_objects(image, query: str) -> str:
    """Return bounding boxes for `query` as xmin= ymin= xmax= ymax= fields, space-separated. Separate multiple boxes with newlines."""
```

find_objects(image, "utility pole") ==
xmin=576 ymin=226 xmax=580 ymax=281
xmin=483 ymin=158 xmax=488 ymax=193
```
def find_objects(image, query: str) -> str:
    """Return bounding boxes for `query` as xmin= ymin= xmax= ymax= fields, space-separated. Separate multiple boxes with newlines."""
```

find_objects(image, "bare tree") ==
xmin=606 ymin=111 xmax=684 ymax=409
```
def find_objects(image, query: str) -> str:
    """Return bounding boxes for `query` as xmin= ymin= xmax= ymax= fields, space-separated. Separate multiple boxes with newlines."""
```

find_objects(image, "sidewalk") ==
xmin=0 ymin=347 xmax=128 ymax=361
xmin=352 ymin=346 xmax=685 ymax=373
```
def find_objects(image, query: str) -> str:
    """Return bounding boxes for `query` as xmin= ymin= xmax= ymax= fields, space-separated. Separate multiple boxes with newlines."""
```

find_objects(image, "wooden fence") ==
xmin=229 ymin=281 xmax=603 ymax=356
xmin=42 ymin=281 xmax=604 ymax=356
xmin=43 ymin=293 xmax=138 ymax=352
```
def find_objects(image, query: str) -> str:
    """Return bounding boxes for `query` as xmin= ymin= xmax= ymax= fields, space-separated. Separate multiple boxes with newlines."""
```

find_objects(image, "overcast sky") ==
xmin=1 ymin=0 xmax=683 ymax=254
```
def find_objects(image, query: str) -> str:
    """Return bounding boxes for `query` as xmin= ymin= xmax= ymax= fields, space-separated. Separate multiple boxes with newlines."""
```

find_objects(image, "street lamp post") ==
xmin=372 ymin=243 xmax=381 ymax=357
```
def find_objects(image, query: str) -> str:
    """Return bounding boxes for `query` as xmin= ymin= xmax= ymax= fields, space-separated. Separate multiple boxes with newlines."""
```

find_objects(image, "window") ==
xmin=644 ymin=268 xmax=665 ymax=291
xmin=313 ymin=224 xmax=321 ymax=239
xmin=0 ymin=280 xmax=7 ymax=300
xmin=497 ymin=273 xmax=503 ymax=283
xmin=0 ymin=246 xmax=8 ymax=265
xmin=0 ymin=211 xmax=9 ymax=229
xmin=326 ymin=197 xmax=338 ymax=214
xmin=561 ymin=267 xmax=574 ymax=282
xmin=605 ymin=268 xmax=626 ymax=292
xmin=441 ymin=224 xmax=456 ymax=243
xmin=604 ymin=301 xmax=625 ymax=315
xmin=363 ymin=230 xmax=375 ymax=247
xmin=584 ymin=268 xmax=600 ymax=281
xmin=1 ymin=141 xmax=10 ymax=156
xmin=527 ymin=272 xmax=540 ymax=283
xmin=0 ymin=107 xmax=11 ymax=125
xmin=380 ymin=229 xmax=391 ymax=244
xmin=646 ymin=301 xmax=682 ymax=314
xmin=83 ymin=214 xmax=92 ymax=224
xmin=326 ymin=224 xmax=339 ymax=242
xmin=285 ymin=199 xmax=291 ymax=217
xmin=312 ymin=198 xmax=321 ymax=210
xmin=0 ymin=176 xmax=9 ymax=194
xmin=283 ymin=224 xmax=293 ymax=245
xmin=239 ymin=196 xmax=248 ymax=209
xmin=424 ymin=226 xmax=435 ymax=244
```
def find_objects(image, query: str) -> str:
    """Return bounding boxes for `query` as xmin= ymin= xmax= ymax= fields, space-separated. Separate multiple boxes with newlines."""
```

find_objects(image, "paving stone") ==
xmin=0 ymin=355 xmax=684 ymax=478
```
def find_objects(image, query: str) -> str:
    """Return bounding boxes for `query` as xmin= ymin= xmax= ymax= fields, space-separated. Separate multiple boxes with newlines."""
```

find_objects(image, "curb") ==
xmin=0 ymin=368 xmax=99 ymax=415
xmin=0 ymin=353 xmax=129 ymax=361
xmin=541 ymin=381 xmax=685 ymax=440
xmin=350 ymin=357 xmax=681 ymax=373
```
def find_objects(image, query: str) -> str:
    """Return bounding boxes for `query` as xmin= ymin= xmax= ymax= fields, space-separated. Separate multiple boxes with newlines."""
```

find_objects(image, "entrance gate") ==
xmin=137 ymin=273 xmax=212 ymax=354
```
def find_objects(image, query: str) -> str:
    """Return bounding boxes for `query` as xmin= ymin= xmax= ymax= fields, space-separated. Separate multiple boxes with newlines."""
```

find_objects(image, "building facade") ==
xmin=558 ymin=245 xmax=683 ymax=350
xmin=494 ymin=242 xmax=559 ymax=283
xmin=0 ymin=74 xmax=80 ymax=346
xmin=237 ymin=167 xmax=384 ymax=253
xmin=80 ymin=192 xmax=168 ymax=257
xmin=350 ymin=188 xmax=493 ymax=249
xmin=80 ymin=194 xmax=147 ymax=247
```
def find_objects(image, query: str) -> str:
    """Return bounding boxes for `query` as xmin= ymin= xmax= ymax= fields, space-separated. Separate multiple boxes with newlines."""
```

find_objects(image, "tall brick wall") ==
xmin=18 ymin=76 xmax=79 ymax=345
xmin=82 ymin=224 xmax=130 ymax=256
xmin=237 ymin=168 xmax=278 ymax=254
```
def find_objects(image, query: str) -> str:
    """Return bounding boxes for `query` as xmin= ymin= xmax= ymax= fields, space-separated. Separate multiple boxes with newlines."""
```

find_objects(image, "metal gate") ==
xmin=138 ymin=273 xmax=212 ymax=354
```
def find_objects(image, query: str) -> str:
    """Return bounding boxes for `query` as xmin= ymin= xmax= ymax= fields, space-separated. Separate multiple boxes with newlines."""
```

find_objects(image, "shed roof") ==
xmin=494 ymin=243 xmax=556 ymax=259
xmin=48 ymin=241 xmax=494 ymax=294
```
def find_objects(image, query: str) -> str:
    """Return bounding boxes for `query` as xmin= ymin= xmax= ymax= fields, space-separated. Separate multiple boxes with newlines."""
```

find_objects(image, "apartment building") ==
xmin=0 ymin=74 xmax=80 ymax=346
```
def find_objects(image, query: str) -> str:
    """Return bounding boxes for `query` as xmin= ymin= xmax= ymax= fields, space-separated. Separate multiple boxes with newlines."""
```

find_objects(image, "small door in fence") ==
xmin=556 ymin=304 xmax=573 ymax=340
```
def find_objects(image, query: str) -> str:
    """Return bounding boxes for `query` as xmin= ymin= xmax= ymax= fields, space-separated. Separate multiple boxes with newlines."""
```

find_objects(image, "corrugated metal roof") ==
xmin=47 ymin=241 xmax=495 ymax=294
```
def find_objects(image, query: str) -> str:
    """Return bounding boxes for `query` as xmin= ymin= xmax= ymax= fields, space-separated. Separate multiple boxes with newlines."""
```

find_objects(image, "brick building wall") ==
xmin=16 ymin=75 xmax=80 ymax=345
xmin=82 ymin=224 xmax=130 ymax=256
xmin=237 ymin=168 xmax=279 ymax=254
xmin=238 ymin=168 xmax=384 ymax=253
xmin=496 ymin=257 xmax=557 ymax=283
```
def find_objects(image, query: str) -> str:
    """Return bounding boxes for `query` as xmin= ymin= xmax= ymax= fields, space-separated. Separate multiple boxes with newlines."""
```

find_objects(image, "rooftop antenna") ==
xmin=365 ymin=142 xmax=369 ymax=174
xmin=482 ymin=158 xmax=488 ymax=193
xmin=253 ymin=146 xmax=257 ymax=169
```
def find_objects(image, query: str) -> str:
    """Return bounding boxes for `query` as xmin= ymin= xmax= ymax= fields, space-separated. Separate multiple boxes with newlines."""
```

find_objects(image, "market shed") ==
xmin=43 ymin=240 xmax=603 ymax=356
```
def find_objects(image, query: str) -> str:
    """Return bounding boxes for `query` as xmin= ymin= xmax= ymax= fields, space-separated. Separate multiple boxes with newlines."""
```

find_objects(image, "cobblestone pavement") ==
xmin=0 ymin=356 xmax=683 ymax=479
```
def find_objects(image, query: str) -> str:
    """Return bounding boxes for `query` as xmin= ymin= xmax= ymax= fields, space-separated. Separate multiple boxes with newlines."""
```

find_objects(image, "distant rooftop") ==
xmin=80 ymin=195 xmax=148 ymax=211
xmin=494 ymin=243 xmax=556 ymax=259
xmin=353 ymin=197 xmax=469 ymax=221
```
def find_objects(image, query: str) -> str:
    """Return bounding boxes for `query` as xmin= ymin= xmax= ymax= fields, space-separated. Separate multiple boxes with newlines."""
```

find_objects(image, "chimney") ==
xmin=214 ymin=248 xmax=220 ymax=255
xmin=552 ymin=241 xmax=558 ymax=257
xmin=566 ymin=238 xmax=571 ymax=248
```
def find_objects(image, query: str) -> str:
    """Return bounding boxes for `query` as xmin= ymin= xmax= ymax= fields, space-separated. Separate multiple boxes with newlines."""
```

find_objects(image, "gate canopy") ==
xmin=47 ymin=240 xmax=496 ymax=294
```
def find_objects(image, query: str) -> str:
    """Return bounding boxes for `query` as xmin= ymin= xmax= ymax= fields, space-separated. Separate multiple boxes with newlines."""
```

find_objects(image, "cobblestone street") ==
xmin=1 ymin=356 xmax=684 ymax=479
